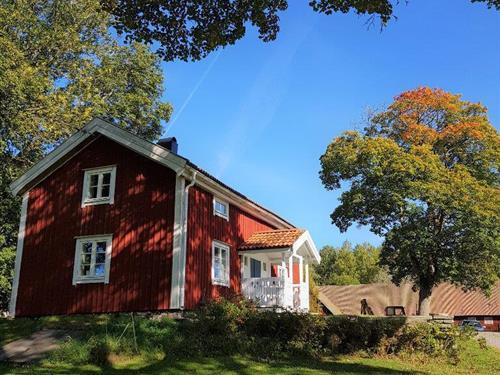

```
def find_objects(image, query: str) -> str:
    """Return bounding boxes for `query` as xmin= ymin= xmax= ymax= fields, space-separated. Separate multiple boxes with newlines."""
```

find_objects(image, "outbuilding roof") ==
xmin=318 ymin=282 xmax=500 ymax=317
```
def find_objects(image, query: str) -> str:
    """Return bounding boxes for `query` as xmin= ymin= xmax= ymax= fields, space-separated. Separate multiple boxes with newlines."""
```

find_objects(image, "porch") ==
xmin=238 ymin=229 xmax=320 ymax=311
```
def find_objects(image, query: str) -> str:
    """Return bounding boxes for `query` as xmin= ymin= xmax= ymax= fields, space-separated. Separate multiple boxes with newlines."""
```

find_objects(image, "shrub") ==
xmin=182 ymin=297 xmax=406 ymax=359
xmin=325 ymin=316 xmax=405 ymax=353
xmin=87 ymin=336 xmax=110 ymax=366
xmin=183 ymin=296 xmax=254 ymax=355
xmin=387 ymin=322 xmax=476 ymax=362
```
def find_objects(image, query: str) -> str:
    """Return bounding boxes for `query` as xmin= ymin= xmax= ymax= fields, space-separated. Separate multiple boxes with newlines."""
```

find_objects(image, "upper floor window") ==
xmin=213 ymin=197 xmax=229 ymax=220
xmin=72 ymin=235 xmax=112 ymax=284
xmin=81 ymin=166 xmax=116 ymax=206
xmin=212 ymin=241 xmax=230 ymax=286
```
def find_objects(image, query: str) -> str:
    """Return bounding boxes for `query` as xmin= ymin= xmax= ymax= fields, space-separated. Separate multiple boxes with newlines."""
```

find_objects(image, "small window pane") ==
xmin=81 ymin=264 xmax=91 ymax=276
xmin=214 ymin=247 xmax=220 ymax=257
xmin=90 ymin=174 xmax=99 ymax=186
xmin=95 ymin=264 xmax=105 ymax=277
xmin=82 ymin=242 xmax=92 ymax=253
xmin=101 ymin=185 xmax=110 ymax=197
xmin=88 ymin=186 xmax=98 ymax=199
xmin=81 ymin=253 xmax=92 ymax=264
xmin=214 ymin=259 xmax=221 ymax=279
xmin=102 ymin=173 xmax=111 ymax=185
xmin=96 ymin=252 xmax=106 ymax=264
xmin=96 ymin=241 xmax=107 ymax=252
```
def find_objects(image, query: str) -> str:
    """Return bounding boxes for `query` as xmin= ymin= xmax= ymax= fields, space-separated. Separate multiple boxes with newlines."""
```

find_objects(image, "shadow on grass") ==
xmin=0 ymin=355 xmax=426 ymax=375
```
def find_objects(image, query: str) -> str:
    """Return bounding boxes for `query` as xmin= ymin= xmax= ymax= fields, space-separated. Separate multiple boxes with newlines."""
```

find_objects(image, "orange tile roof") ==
xmin=239 ymin=229 xmax=305 ymax=250
xmin=318 ymin=281 xmax=500 ymax=316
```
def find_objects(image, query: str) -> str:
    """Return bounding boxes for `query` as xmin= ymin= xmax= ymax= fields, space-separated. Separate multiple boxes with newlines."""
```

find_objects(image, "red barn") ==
xmin=9 ymin=118 xmax=320 ymax=317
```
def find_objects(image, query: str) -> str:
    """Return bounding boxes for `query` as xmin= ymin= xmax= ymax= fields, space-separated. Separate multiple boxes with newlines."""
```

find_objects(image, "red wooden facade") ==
xmin=16 ymin=136 xmax=176 ymax=316
xmin=184 ymin=186 xmax=275 ymax=309
xmin=15 ymin=135 xmax=281 ymax=316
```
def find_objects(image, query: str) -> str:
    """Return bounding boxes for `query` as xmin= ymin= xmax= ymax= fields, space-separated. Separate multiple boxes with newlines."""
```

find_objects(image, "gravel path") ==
xmin=478 ymin=332 xmax=500 ymax=349
xmin=0 ymin=329 xmax=68 ymax=363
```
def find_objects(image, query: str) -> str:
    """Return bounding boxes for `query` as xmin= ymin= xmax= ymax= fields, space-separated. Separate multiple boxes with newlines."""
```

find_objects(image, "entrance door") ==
xmin=250 ymin=258 xmax=261 ymax=278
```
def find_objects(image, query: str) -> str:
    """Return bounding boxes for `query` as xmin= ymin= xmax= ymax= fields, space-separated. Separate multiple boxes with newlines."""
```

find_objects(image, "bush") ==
xmin=182 ymin=297 xmax=406 ymax=359
xmin=325 ymin=316 xmax=405 ymax=354
xmin=393 ymin=322 xmax=474 ymax=361
xmin=87 ymin=336 xmax=110 ymax=366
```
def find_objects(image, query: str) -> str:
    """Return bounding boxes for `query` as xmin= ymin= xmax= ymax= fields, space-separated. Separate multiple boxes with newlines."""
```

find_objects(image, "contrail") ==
xmin=164 ymin=49 xmax=222 ymax=135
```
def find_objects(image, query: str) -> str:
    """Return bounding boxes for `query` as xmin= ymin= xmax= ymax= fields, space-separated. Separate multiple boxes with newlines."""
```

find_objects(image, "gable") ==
xmin=10 ymin=118 xmax=187 ymax=196
xmin=11 ymin=118 xmax=294 ymax=230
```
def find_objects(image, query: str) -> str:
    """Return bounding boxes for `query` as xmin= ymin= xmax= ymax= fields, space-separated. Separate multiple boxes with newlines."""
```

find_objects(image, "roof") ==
xmin=10 ymin=118 xmax=294 ymax=229
xmin=318 ymin=281 xmax=500 ymax=317
xmin=238 ymin=229 xmax=305 ymax=250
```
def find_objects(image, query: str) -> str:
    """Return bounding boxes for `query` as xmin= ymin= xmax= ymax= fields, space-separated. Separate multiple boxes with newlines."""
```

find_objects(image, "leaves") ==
xmin=0 ymin=0 xmax=172 ymax=309
xmin=101 ymin=0 xmax=500 ymax=61
xmin=320 ymin=87 xmax=500 ymax=309
xmin=313 ymin=242 xmax=389 ymax=285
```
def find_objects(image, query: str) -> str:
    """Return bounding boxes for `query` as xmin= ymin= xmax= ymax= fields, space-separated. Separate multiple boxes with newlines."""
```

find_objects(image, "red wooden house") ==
xmin=9 ymin=118 xmax=320 ymax=317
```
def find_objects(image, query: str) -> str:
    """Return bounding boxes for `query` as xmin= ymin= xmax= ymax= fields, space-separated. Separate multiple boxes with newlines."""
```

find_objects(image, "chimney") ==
xmin=157 ymin=137 xmax=178 ymax=154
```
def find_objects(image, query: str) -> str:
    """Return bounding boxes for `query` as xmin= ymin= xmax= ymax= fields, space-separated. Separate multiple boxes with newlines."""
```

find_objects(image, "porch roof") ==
xmin=239 ymin=229 xmax=305 ymax=250
xmin=238 ymin=229 xmax=321 ymax=265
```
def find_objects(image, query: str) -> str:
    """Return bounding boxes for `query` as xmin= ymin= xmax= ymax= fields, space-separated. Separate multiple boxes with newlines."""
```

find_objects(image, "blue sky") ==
xmin=159 ymin=0 xmax=500 ymax=249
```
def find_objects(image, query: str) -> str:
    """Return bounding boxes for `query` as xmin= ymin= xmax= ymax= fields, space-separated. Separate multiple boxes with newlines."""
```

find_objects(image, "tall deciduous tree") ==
xmin=320 ymin=88 xmax=500 ymax=315
xmin=314 ymin=242 xmax=389 ymax=285
xmin=102 ymin=0 xmax=500 ymax=61
xmin=0 ymin=0 xmax=172 ymax=309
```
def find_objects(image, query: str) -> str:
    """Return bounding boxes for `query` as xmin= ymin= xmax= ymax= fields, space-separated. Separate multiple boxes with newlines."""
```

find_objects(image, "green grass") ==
xmin=1 ymin=316 xmax=499 ymax=375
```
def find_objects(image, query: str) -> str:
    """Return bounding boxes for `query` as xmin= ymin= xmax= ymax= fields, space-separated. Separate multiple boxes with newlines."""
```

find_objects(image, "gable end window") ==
xmin=212 ymin=241 xmax=230 ymax=287
xmin=73 ymin=235 xmax=112 ymax=284
xmin=81 ymin=166 xmax=117 ymax=206
xmin=213 ymin=197 xmax=229 ymax=220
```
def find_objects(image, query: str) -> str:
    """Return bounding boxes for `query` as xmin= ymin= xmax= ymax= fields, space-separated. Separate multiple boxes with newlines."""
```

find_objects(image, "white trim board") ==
xmin=9 ymin=192 xmax=29 ymax=317
xmin=10 ymin=118 xmax=293 ymax=231
xmin=170 ymin=175 xmax=185 ymax=309
xmin=10 ymin=118 xmax=187 ymax=196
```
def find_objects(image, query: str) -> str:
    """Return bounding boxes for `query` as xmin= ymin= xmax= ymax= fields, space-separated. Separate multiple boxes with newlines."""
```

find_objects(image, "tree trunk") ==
xmin=418 ymin=286 xmax=433 ymax=316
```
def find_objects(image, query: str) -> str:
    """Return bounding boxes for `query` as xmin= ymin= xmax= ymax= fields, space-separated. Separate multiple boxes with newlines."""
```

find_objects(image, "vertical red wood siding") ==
xmin=184 ymin=186 xmax=276 ymax=309
xmin=15 ymin=136 xmax=176 ymax=316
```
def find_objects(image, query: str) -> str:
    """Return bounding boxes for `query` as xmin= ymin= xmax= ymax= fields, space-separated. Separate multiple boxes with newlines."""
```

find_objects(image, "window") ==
xmin=212 ymin=241 xmax=230 ymax=286
xmin=73 ymin=235 xmax=112 ymax=284
xmin=250 ymin=258 xmax=261 ymax=278
xmin=263 ymin=262 xmax=267 ymax=272
xmin=81 ymin=166 xmax=117 ymax=206
xmin=213 ymin=197 xmax=229 ymax=220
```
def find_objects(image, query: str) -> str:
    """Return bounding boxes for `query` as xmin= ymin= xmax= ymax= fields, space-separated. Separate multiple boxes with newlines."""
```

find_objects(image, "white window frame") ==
xmin=211 ymin=240 xmax=230 ymax=287
xmin=213 ymin=197 xmax=229 ymax=220
xmin=72 ymin=234 xmax=113 ymax=285
xmin=81 ymin=166 xmax=117 ymax=207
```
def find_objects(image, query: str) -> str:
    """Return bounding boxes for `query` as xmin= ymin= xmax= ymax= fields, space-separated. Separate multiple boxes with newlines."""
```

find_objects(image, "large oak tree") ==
xmin=0 ymin=0 xmax=172 ymax=309
xmin=319 ymin=88 xmax=500 ymax=315
xmin=102 ymin=0 xmax=500 ymax=61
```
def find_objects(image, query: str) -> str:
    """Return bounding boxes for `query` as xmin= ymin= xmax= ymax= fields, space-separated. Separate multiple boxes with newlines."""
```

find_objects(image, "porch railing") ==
xmin=241 ymin=277 xmax=285 ymax=307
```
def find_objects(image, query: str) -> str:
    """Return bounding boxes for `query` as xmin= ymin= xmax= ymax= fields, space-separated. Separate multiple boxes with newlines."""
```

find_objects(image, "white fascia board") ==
xmin=9 ymin=192 xmax=29 ymax=317
xmin=10 ymin=118 xmax=187 ymax=196
xmin=170 ymin=175 xmax=185 ymax=309
xmin=10 ymin=121 xmax=99 ymax=196
xmin=292 ymin=231 xmax=321 ymax=265
xmin=237 ymin=247 xmax=291 ymax=255
xmin=183 ymin=168 xmax=294 ymax=230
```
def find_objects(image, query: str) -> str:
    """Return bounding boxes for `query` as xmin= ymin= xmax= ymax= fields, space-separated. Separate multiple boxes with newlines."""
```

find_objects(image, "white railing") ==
xmin=241 ymin=277 xmax=285 ymax=308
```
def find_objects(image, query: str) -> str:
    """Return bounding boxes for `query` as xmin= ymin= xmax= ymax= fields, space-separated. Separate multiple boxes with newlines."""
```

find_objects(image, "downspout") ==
xmin=178 ymin=171 xmax=197 ymax=309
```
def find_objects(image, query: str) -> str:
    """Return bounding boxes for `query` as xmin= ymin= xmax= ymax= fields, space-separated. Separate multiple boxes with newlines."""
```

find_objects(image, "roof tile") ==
xmin=239 ymin=229 xmax=305 ymax=250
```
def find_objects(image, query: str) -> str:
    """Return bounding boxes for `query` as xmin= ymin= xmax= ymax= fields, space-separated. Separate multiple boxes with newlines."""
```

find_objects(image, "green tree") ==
xmin=102 ymin=0 xmax=500 ymax=61
xmin=0 ymin=0 xmax=172 ymax=310
xmin=314 ymin=241 xmax=388 ymax=285
xmin=320 ymin=87 xmax=500 ymax=315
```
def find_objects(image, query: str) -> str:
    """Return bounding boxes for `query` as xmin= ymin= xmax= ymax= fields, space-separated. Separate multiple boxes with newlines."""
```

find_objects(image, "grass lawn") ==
xmin=1 ymin=315 xmax=499 ymax=375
